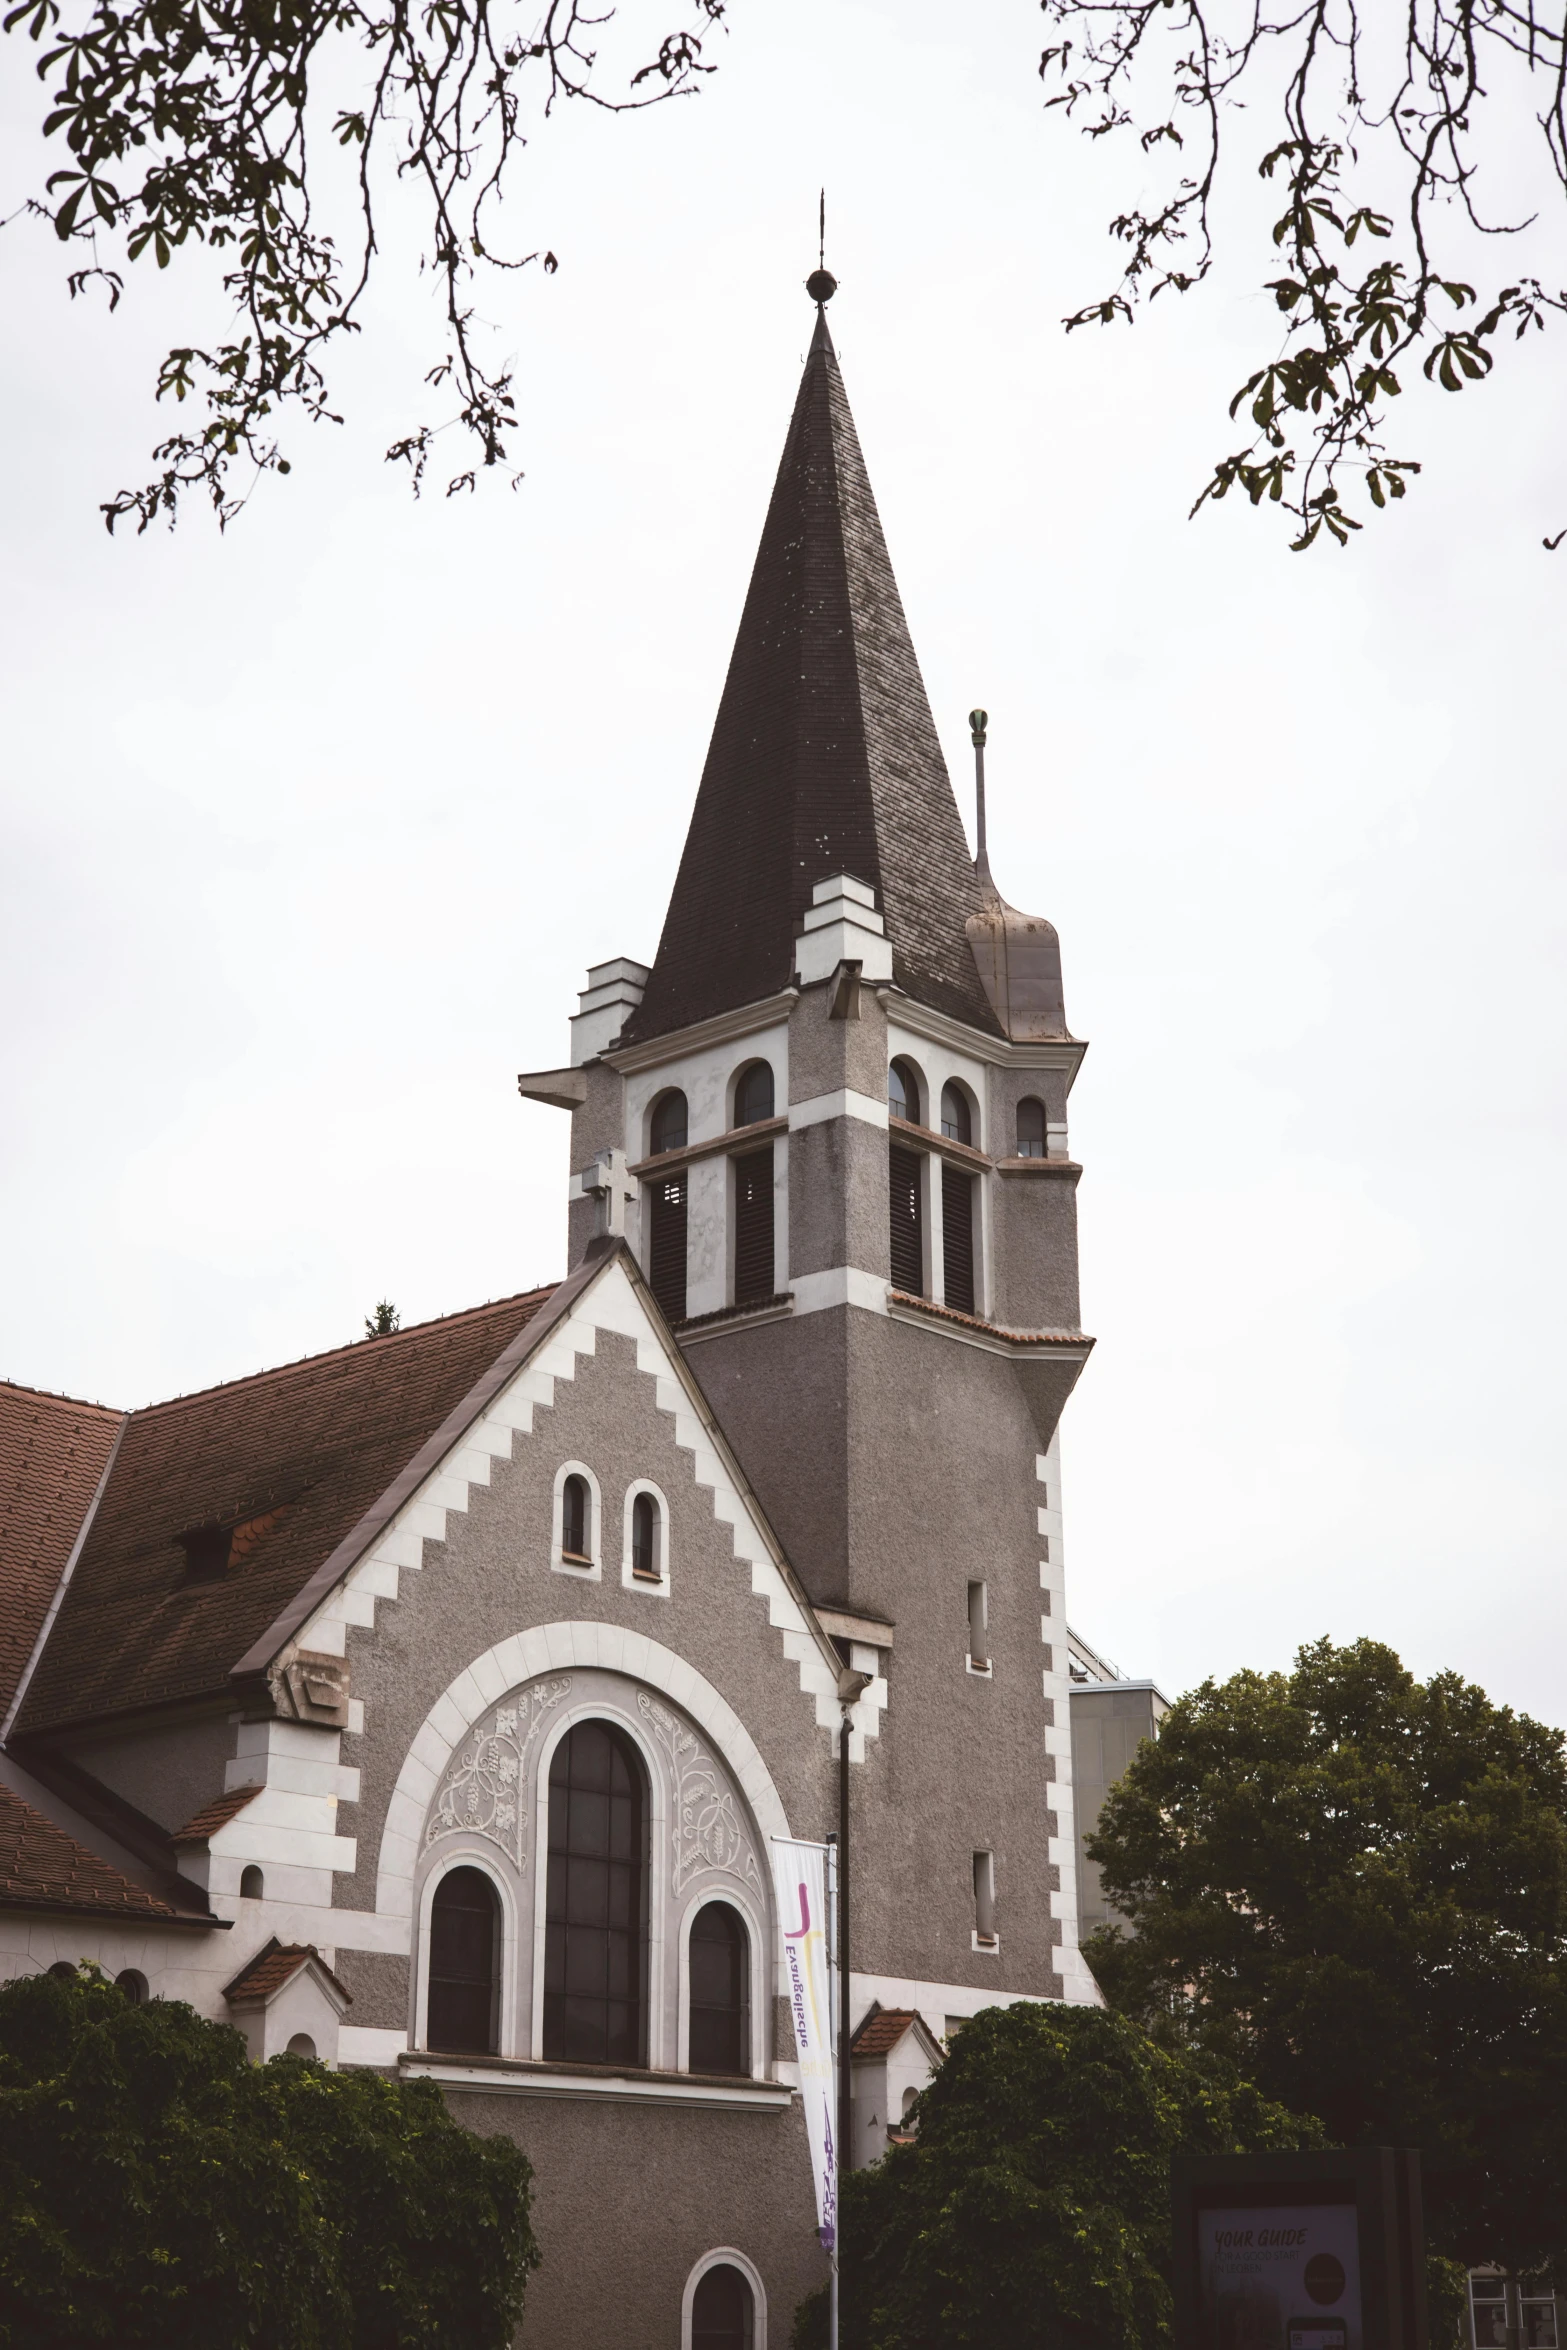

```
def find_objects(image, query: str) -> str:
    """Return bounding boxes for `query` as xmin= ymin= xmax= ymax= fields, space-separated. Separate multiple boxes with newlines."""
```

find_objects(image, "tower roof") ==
xmin=623 ymin=298 xmax=1001 ymax=1044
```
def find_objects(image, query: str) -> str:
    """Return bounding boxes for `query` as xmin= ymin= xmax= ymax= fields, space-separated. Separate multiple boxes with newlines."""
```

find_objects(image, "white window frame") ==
xmin=413 ymin=1846 xmax=520 ymax=2059
xmin=675 ymin=1886 xmax=767 ymax=2079
xmin=551 ymin=1460 xmax=602 ymax=1580
xmin=621 ymin=1479 xmax=672 ymax=1595
xmin=682 ymin=2247 xmax=768 ymax=2350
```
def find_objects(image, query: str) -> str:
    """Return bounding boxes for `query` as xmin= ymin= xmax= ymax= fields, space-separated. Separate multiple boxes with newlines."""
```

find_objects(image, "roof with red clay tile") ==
xmin=13 ymin=1289 xmax=554 ymax=1739
xmin=850 ymin=2006 xmax=925 ymax=2058
xmin=223 ymin=1938 xmax=350 ymax=2006
xmin=172 ymin=1784 xmax=263 ymax=1844
xmin=0 ymin=1382 xmax=123 ymax=1719
xmin=0 ymin=1779 xmax=181 ymax=1919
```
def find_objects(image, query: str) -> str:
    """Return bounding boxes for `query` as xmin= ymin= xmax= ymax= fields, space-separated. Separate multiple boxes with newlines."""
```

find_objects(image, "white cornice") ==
xmin=602 ymin=991 xmax=797 ymax=1075
xmin=881 ymin=992 xmax=1089 ymax=1084
xmin=398 ymin=2053 xmax=794 ymax=2110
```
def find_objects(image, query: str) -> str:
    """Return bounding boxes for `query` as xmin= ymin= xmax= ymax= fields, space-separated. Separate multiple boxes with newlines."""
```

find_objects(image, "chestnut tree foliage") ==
xmin=1041 ymin=0 xmax=1567 ymax=545
xmin=2 ymin=0 xmax=723 ymax=528
xmin=1086 ymin=1638 xmax=1567 ymax=2275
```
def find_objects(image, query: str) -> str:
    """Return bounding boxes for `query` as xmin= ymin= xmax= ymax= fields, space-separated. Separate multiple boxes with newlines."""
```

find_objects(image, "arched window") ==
xmin=115 ymin=1969 xmax=148 ymax=2004
xmin=1016 ymin=1097 xmax=1046 ymax=1158
xmin=287 ymin=2033 xmax=317 ymax=2059
xmin=48 ymin=1961 xmax=75 ymax=1981
xmin=940 ymin=1081 xmax=973 ymax=1146
xmin=733 ymin=1062 xmax=774 ymax=1128
xmin=427 ymin=1865 xmax=499 ymax=2053
xmin=888 ymin=1057 xmax=921 ymax=1124
xmin=544 ymin=1721 xmax=646 ymax=2066
xmin=688 ymin=1902 xmax=750 ymax=2076
xmin=692 ymin=2264 xmax=755 ymax=2350
xmin=240 ymin=1865 xmax=264 ymax=1900
xmin=631 ymin=1490 xmax=660 ymax=1581
xmin=650 ymin=1090 xmax=689 ymax=1155
xmin=561 ymin=1472 xmax=590 ymax=1563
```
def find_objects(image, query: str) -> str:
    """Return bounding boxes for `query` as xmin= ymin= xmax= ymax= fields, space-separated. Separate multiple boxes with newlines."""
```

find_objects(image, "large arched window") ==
xmin=650 ymin=1090 xmax=689 ymax=1154
xmin=691 ymin=2263 xmax=755 ymax=2350
xmin=688 ymin=1902 xmax=750 ymax=2076
xmin=940 ymin=1081 xmax=973 ymax=1145
xmin=544 ymin=1721 xmax=646 ymax=2066
xmin=1016 ymin=1097 xmax=1046 ymax=1158
xmin=732 ymin=1061 xmax=774 ymax=1128
xmin=427 ymin=1865 xmax=500 ymax=2053
xmin=888 ymin=1057 xmax=921 ymax=1124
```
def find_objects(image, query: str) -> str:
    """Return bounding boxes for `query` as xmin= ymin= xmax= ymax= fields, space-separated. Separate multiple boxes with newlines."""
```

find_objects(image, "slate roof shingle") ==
xmin=0 ymin=1780 xmax=181 ymax=1919
xmin=0 ymin=1382 xmax=123 ymax=1719
xmin=14 ymin=1290 xmax=554 ymax=1739
xmin=624 ymin=304 xmax=1001 ymax=1046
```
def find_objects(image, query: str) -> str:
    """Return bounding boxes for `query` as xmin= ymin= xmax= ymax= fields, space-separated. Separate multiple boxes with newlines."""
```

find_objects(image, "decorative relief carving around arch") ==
xmin=637 ymin=1690 xmax=763 ymax=1899
xmin=426 ymin=1677 xmax=572 ymax=1867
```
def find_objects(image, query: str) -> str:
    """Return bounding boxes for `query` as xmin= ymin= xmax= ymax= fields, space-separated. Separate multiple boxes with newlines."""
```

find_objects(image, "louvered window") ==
xmin=648 ymin=1170 xmax=688 ymax=1322
xmin=889 ymin=1144 xmax=924 ymax=1294
xmin=942 ymin=1164 xmax=975 ymax=1315
xmin=733 ymin=1147 xmax=774 ymax=1304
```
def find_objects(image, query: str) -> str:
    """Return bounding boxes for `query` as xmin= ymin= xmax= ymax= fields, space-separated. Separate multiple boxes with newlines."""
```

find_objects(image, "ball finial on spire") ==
xmin=806 ymin=268 xmax=838 ymax=305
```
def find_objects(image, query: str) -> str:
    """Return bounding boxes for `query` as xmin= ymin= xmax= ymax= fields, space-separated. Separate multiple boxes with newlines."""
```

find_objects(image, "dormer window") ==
xmin=940 ymin=1082 xmax=973 ymax=1146
xmin=177 ymin=1523 xmax=233 ymax=1579
xmin=1016 ymin=1097 xmax=1046 ymax=1158
xmin=650 ymin=1090 xmax=688 ymax=1155
xmin=732 ymin=1061 xmax=774 ymax=1128
xmin=888 ymin=1057 xmax=921 ymax=1124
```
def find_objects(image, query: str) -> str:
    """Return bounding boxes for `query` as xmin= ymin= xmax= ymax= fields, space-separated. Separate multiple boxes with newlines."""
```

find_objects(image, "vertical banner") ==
xmin=772 ymin=1837 xmax=837 ymax=2252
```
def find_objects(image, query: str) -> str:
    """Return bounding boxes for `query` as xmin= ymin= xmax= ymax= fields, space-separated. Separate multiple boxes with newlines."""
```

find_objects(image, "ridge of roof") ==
xmin=623 ymin=302 xmax=1002 ymax=1046
xmin=0 ymin=1379 xmax=123 ymax=1417
xmin=128 ymin=1287 xmax=558 ymax=1419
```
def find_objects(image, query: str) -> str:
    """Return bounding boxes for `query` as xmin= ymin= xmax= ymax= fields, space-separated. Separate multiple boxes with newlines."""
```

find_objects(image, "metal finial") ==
xmin=806 ymin=190 xmax=837 ymax=307
xmin=970 ymin=708 xmax=994 ymax=888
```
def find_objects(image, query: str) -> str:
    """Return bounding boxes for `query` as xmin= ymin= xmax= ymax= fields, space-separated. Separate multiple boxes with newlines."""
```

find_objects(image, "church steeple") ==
xmin=624 ymin=280 xmax=1001 ymax=1044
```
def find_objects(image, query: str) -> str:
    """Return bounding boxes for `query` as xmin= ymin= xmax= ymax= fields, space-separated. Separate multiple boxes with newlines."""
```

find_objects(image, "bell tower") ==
xmin=520 ymin=271 xmax=1098 ymax=2008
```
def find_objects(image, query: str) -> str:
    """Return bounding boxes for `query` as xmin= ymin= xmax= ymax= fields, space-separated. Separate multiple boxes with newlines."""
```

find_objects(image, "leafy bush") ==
xmin=794 ymin=2001 xmax=1319 ymax=2350
xmin=0 ymin=1966 xmax=538 ymax=2348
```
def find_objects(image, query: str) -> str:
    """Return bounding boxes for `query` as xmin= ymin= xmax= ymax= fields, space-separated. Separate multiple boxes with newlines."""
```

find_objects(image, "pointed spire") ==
xmin=623 ymin=279 xmax=1001 ymax=1044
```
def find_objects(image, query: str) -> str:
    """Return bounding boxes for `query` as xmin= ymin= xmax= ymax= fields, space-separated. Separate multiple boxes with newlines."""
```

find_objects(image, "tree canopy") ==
xmin=1086 ymin=1636 xmax=1567 ymax=2274
xmin=0 ymin=1964 xmax=539 ymax=2348
xmin=793 ymin=2001 xmax=1318 ymax=2350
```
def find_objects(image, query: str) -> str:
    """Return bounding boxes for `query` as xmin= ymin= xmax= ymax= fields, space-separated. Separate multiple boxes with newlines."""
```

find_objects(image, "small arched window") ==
xmin=427 ymin=1865 xmax=500 ymax=2053
xmin=115 ymin=1969 xmax=148 ymax=2004
xmin=692 ymin=2263 xmax=755 ymax=2350
xmin=240 ymin=1865 xmax=265 ymax=1900
xmin=48 ymin=1961 xmax=75 ymax=1981
xmin=940 ymin=1082 xmax=973 ymax=1146
xmin=733 ymin=1062 xmax=774 ymax=1128
xmin=544 ymin=1721 xmax=646 ymax=2065
xmin=631 ymin=1490 xmax=661 ymax=1581
xmin=561 ymin=1473 xmax=590 ymax=1563
xmin=1016 ymin=1097 xmax=1046 ymax=1158
xmin=287 ymin=2032 xmax=318 ymax=2059
xmin=651 ymin=1090 xmax=689 ymax=1155
xmin=888 ymin=1057 xmax=921 ymax=1124
xmin=688 ymin=1902 xmax=750 ymax=2076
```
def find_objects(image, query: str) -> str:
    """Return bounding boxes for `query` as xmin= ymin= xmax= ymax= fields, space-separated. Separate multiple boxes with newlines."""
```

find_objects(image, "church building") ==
xmin=0 ymin=274 xmax=1099 ymax=2347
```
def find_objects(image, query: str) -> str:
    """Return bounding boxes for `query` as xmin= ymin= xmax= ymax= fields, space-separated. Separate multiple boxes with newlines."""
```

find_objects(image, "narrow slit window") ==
xmin=889 ymin=1143 xmax=924 ymax=1294
xmin=631 ymin=1491 xmax=660 ymax=1581
xmin=648 ymin=1169 xmax=688 ymax=1323
xmin=427 ymin=1865 xmax=500 ymax=2053
xmin=973 ymin=1850 xmax=997 ymax=1947
xmin=561 ymin=1473 xmax=590 ymax=1563
xmin=1016 ymin=1097 xmax=1046 ymax=1159
xmin=940 ymin=1082 xmax=972 ymax=1145
xmin=688 ymin=1901 xmax=750 ymax=2076
xmin=942 ymin=1164 xmax=975 ymax=1315
xmin=888 ymin=1057 xmax=921 ymax=1125
xmin=733 ymin=1061 xmax=774 ymax=1128
xmin=733 ymin=1147 xmax=775 ymax=1303
xmin=967 ymin=1580 xmax=990 ymax=1672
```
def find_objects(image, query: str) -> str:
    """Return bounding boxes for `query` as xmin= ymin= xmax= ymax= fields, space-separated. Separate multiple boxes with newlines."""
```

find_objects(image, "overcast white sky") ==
xmin=4 ymin=0 xmax=1565 ymax=1724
